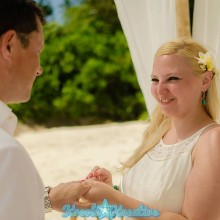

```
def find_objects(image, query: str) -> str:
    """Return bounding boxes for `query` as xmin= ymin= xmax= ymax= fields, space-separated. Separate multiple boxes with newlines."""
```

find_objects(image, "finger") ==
xmin=75 ymin=202 xmax=93 ymax=209
xmin=78 ymin=183 xmax=91 ymax=197
xmin=94 ymin=168 xmax=112 ymax=182
xmin=83 ymin=179 xmax=98 ymax=187
xmin=82 ymin=177 xmax=98 ymax=182
xmin=95 ymin=168 xmax=110 ymax=177
xmin=86 ymin=166 xmax=100 ymax=179
xmin=88 ymin=166 xmax=101 ymax=178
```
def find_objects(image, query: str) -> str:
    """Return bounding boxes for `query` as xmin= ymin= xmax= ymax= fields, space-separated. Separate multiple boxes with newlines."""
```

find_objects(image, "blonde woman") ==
xmin=82 ymin=38 xmax=220 ymax=220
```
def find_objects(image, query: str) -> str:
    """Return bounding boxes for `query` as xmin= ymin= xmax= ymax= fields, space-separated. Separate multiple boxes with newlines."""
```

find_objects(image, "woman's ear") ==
xmin=0 ymin=30 xmax=17 ymax=60
xmin=201 ymin=71 xmax=213 ymax=91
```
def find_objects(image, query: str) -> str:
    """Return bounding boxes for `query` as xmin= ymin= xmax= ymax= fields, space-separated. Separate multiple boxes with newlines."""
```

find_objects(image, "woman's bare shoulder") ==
xmin=202 ymin=124 xmax=220 ymax=144
xmin=183 ymin=124 xmax=220 ymax=219
xmin=193 ymin=124 xmax=220 ymax=159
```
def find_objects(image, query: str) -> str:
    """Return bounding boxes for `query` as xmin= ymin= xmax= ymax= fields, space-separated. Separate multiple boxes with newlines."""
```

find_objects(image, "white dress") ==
xmin=121 ymin=124 xmax=214 ymax=213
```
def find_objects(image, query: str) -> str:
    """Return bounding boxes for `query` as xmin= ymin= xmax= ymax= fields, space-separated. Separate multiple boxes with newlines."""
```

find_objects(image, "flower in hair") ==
xmin=195 ymin=51 xmax=216 ymax=72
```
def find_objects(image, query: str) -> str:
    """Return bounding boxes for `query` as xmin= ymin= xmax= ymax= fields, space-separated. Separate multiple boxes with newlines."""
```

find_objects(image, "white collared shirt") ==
xmin=0 ymin=101 xmax=45 ymax=220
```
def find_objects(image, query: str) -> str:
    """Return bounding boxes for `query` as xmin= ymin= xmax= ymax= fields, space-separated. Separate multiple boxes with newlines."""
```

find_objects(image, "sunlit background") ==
xmin=13 ymin=1 xmax=208 ymax=220
xmin=14 ymin=1 xmax=148 ymax=220
xmin=12 ymin=0 xmax=147 ymax=127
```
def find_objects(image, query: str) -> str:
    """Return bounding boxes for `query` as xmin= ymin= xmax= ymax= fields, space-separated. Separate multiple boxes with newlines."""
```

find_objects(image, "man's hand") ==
xmin=48 ymin=181 xmax=92 ymax=212
xmin=82 ymin=179 xmax=119 ymax=204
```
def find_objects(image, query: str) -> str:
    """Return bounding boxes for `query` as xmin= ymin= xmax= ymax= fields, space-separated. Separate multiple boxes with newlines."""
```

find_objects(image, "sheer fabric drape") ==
xmin=114 ymin=0 xmax=177 ymax=115
xmin=114 ymin=0 xmax=220 ymax=115
xmin=193 ymin=0 xmax=220 ymax=70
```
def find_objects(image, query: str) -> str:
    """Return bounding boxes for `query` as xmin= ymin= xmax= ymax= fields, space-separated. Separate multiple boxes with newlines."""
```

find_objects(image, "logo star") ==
xmin=96 ymin=199 xmax=117 ymax=220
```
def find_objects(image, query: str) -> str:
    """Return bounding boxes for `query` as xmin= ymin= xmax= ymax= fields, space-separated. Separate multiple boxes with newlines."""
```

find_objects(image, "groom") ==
xmin=0 ymin=1 xmax=91 ymax=219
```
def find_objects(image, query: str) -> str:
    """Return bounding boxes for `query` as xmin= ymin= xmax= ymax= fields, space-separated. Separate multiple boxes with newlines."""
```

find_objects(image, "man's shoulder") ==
xmin=0 ymin=127 xmax=20 ymax=151
xmin=0 ymin=126 xmax=44 ymax=187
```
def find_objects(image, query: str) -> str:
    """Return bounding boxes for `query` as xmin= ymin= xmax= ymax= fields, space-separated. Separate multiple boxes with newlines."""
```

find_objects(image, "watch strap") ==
xmin=44 ymin=186 xmax=52 ymax=213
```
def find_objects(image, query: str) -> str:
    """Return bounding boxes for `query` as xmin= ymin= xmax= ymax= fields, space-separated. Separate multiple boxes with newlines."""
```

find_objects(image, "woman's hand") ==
xmin=82 ymin=179 xmax=119 ymax=204
xmin=85 ymin=166 xmax=113 ymax=186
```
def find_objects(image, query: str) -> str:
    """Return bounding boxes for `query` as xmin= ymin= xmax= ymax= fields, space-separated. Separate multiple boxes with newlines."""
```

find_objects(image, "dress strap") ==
xmin=187 ymin=122 xmax=216 ymax=140
xmin=148 ymin=123 xmax=217 ymax=160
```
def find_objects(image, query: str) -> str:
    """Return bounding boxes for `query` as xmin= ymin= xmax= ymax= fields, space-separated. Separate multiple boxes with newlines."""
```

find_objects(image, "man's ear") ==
xmin=0 ymin=30 xmax=17 ymax=60
xmin=201 ymin=71 xmax=213 ymax=90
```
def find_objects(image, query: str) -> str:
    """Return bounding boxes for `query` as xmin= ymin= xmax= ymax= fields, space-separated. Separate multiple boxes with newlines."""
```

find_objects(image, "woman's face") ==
xmin=151 ymin=54 xmax=203 ymax=118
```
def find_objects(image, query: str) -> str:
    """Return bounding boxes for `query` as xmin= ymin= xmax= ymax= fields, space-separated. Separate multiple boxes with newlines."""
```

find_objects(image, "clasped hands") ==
xmin=49 ymin=166 xmax=119 ymax=212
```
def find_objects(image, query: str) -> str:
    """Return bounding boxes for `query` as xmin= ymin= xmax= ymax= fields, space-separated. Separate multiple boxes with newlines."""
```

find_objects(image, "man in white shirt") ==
xmin=0 ymin=1 xmax=91 ymax=219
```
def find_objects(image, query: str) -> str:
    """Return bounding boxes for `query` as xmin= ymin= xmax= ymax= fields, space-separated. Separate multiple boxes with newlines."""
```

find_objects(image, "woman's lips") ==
xmin=160 ymin=98 xmax=175 ymax=104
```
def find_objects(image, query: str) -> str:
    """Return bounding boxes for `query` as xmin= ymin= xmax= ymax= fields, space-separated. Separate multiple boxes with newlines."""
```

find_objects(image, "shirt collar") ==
xmin=0 ymin=101 xmax=17 ymax=136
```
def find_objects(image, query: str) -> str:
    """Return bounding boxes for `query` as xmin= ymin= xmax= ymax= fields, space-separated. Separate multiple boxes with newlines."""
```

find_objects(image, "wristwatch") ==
xmin=44 ymin=186 xmax=52 ymax=213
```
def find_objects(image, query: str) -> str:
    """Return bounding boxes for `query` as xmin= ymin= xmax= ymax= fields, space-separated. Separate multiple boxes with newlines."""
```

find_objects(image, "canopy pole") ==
xmin=176 ymin=0 xmax=191 ymax=38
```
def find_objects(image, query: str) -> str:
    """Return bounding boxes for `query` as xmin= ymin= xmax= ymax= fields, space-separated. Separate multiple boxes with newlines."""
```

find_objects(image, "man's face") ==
xmin=9 ymin=17 xmax=44 ymax=103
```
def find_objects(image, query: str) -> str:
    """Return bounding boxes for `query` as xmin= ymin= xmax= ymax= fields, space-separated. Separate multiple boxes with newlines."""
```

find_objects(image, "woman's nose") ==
xmin=157 ymin=82 xmax=168 ymax=95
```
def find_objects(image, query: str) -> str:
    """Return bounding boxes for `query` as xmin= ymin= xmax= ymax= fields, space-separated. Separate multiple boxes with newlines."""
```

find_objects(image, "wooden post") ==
xmin=176 ymin=0 xmax=191 ymax=38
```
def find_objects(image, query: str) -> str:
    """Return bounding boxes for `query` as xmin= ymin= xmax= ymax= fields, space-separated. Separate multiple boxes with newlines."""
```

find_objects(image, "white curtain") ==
xmin=114 ymin=0 xmax=177 ymax=115
xmin=193 ymin=0 xmax=220 ymax=70
xmin=114 ymin=0 xmax=220 ymax=116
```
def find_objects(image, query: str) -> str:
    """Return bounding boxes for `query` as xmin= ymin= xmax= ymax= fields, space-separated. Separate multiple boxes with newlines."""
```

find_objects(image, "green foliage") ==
xmin=11 ymin=0 xmax=146 ymax=125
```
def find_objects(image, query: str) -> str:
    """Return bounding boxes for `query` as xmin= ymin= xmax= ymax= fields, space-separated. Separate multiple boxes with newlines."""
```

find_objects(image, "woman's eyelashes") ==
xmin=151 ymin=76 xmax=182 ymax=82
xmin=151 ymin=78 xmax=159 ymax=82
xmin=167 ymin=76 xmax=182 ymax=81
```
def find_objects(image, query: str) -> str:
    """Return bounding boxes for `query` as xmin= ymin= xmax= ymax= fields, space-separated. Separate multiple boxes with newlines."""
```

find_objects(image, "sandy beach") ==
xmin=15 ymin=120 xmax=147 ymax=220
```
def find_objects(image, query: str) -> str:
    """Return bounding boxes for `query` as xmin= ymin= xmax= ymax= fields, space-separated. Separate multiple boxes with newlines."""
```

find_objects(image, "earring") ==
xmin=202 ymin=91 xmax=207 ymax=106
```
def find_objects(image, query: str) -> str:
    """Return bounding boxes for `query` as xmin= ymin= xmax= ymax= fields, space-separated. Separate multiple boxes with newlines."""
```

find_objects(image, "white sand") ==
xmin=15 ymin=120 xmax=147 ymax=220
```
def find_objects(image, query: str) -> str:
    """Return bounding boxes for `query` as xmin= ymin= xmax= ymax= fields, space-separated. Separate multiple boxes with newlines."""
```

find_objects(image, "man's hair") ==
xmin=0 ymin=0 xmax=45 ymax=47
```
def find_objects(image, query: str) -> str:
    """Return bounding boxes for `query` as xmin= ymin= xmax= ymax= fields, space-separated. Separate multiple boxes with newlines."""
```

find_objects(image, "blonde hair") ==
xmin=122 ymin=38 xmax=220 ymax=170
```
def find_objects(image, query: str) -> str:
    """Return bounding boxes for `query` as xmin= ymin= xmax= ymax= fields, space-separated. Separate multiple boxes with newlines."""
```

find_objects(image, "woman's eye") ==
xmin=168 ymin=76 xmax=180 ymax=81
xmin=151 ymin=78 xmax=159 ymax=82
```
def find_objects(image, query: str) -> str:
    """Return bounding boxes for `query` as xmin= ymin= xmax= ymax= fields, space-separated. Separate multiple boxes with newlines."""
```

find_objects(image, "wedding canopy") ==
xmin=193 ymin=0 xmax=220 ymax=68
xmin=114 ymin=0 xmax=220 ymax=116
